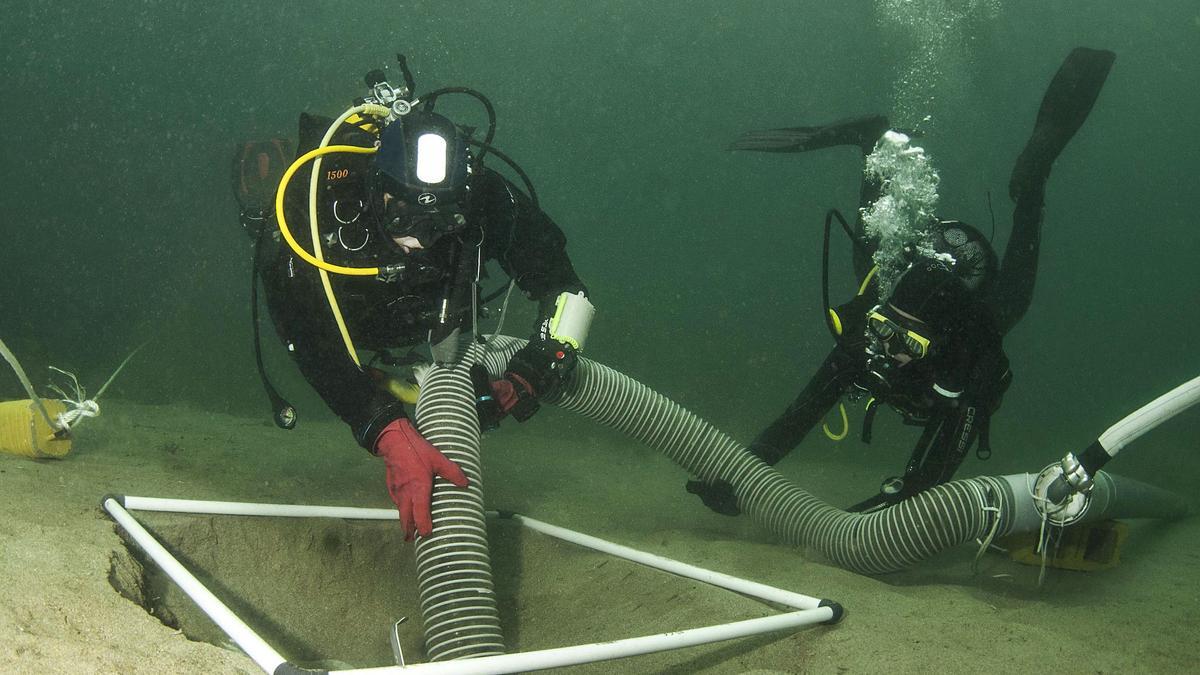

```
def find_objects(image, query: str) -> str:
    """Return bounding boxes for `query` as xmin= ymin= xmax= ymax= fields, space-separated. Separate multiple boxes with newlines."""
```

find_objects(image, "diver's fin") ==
xmin=232 ymin=138 xmax=294 ymax=213
xmin=1009 ymin=47 xmax=1115 ymax=202
xmin=729 ymin=114 xmax=891 ymax=154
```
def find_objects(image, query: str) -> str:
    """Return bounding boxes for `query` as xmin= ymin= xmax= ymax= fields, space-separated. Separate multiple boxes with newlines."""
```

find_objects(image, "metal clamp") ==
xmin=1032 ymin=461 xmax=1093 ymax=526
xmin=1059 ymin=452 xmax=1095 ymax=494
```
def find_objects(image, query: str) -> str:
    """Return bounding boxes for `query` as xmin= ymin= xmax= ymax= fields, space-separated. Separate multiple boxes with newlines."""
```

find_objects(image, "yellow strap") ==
xmin=345 ymin=113 xmax=380 ymax=135
xmin=822 ymin=402 xmax=850 ymax=441
xmin=381 ymin=376 xmax=420 ymax=404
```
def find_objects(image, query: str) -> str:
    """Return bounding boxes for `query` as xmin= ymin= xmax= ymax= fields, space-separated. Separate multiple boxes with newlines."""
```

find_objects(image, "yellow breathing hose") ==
xmin=274 ymin=144 xmax=381 ymax=277
xmin=273 ymin=102 xmax=391 ymax=277
xmin=307 ymin=105 xmax=388 ymax=366
xmin=272 ymin=103 xmax=389 ymax=368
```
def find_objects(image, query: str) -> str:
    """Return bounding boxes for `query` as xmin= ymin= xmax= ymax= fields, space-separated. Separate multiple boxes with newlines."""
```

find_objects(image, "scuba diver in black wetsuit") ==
xmin=688 ymin=47 xmax=1116 ymax=514
xmin=236 ymin=59 xmax=593 ymax=540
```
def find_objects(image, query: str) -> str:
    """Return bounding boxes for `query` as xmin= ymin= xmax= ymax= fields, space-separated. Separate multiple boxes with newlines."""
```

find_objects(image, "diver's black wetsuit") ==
xmin=256 ymin=113 xmax=585 ymax=450
xmin=729 ymin=48 xmax=1114 ymax=511
xmin=750 ymin=213 xmax=1013 ymax=510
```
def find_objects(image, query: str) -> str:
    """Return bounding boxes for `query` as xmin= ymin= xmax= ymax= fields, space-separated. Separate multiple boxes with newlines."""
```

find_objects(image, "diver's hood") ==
xmin=934 ymin=221 xmax=997 ymax=294
xmin=864 ymin=262 xmax=977 ymax=402
xmin=887 ymin=260 xmax=969 ymax=332
xmin=862 ymin=262 xmax=967 ymax=398
xmin=370 ymin=110 xmax=475 ymax=253
xmin=373 ymin=110 xmax=472 ymax=206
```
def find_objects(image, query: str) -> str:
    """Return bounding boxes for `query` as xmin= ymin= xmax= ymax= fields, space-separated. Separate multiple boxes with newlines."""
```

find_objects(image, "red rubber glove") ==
xmin=488 ymin=377 xmax=528 ymax=416
xmin=374 ymin=418 xmax=469 ymax=540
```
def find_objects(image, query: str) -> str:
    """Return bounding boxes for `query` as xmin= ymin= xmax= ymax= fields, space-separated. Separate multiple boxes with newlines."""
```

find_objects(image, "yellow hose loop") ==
xmin=310 ymin=105 xmax=388 ymax=264
xmin=272 ymin=103 xmax=391 ymax=367
xmin=827 ymin=308 xmax=843 ymax=336
xmin=274 ymin=144 xmax=380 ymax=276
xmin=857 ymin=265 xmax=879 ymax=297
xmin=822 ymin=402 xmax=850 ymax=441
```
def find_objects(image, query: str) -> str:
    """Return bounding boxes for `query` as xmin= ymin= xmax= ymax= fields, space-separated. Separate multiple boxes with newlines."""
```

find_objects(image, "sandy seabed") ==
xmin=1 ymin=399 xmax=1197 ymax=674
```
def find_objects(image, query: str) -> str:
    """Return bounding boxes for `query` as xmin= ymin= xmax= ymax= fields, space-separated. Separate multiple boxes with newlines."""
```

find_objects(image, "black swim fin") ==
xmin=729 ymin=114 xmax=891 ymax=154
xmin=1009 ymin=47 xmax=1115 ymax=202
xmin=233 ymin=138 xmax=294 ymax=214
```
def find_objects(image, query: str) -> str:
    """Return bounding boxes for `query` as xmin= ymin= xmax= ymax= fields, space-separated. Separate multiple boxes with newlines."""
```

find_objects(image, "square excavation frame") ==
xmin=103 ymin=495 xmax=842 ymax=674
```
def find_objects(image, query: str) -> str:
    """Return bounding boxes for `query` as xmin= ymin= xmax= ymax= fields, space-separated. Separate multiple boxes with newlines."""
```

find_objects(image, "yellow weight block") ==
xmin=1002 ymin=519 xmax=1128 ymax=572
xmin=0 ymin=399 xmax=72 ymax=459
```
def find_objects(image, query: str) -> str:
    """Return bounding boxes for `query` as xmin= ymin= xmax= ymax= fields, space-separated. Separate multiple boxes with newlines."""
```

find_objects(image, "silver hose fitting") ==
xmin=1059 ymin=452 xmax=1095 ymax=494
xmin=1032 ymin=459 xmax=1093 ymax=526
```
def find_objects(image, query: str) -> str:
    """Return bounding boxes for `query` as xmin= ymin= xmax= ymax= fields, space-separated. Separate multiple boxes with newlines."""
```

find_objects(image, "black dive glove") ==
xmin=686 ymin=478 xmax=741 ymax=516
xmin=846 ymin=475 xmax=927 ymax=513
xmin=501 ymin=338 xmax=578 ymax=422
xmin=686 ymin=439 xmax=783 ymax=516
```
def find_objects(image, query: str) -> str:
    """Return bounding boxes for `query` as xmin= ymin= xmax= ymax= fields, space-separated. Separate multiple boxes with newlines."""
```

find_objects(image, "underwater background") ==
xmin=4 ymin=2 xmax=1200 ymax=672
xmin=2 ymin=1 xmax=1197 ymax=506
xmin=2 ymin=2 xmax=1200 ymax=667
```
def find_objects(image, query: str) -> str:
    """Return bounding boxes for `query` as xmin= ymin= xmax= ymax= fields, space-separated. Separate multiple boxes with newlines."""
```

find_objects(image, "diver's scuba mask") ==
xmin=371 ymin=108 xmax=474 ymax=252
xmin=866 ymin=307 xmax=933 ymax=360
xmin=862 ymin=305 xmax=936 ymax=393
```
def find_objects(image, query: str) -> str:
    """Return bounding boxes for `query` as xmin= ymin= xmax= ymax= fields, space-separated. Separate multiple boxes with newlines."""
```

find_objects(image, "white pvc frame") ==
xmin=104 ymin=496 xmax=838 ymax=674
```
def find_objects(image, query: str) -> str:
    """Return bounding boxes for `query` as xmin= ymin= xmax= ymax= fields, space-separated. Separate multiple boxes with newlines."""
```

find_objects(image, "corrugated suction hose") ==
xmin=412 ymin=336 xmax=504 ymax=661
xmin=481 ymin=336 xmax=1185 ymax=575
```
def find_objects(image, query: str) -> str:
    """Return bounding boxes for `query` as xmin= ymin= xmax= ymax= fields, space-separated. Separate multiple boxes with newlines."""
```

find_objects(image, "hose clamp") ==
xmin=1032 ymin=461 xmax=1092 ymax=526
xmin=376 ymin=262 xmax=407 ymax=283
xmin=1059 ymin=452 xmax=1095 ymax=494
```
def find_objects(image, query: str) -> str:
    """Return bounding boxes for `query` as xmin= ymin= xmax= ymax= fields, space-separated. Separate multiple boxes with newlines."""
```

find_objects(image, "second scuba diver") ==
xmin=688 ymin=47 xmax=1116 ymax=513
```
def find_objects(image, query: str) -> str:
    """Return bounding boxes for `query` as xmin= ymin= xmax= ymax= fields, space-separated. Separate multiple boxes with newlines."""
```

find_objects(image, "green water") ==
xmin=2 ymin=1 xmax=1197 ymax=475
